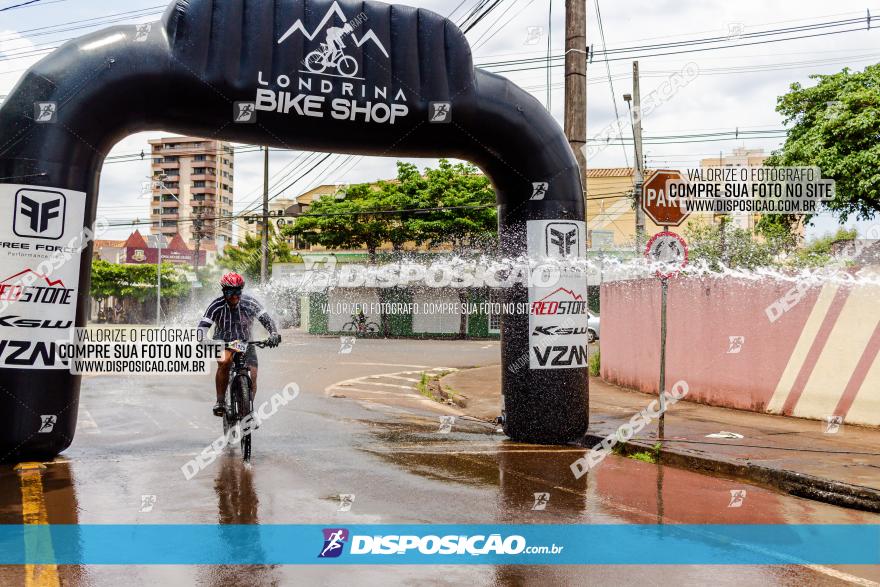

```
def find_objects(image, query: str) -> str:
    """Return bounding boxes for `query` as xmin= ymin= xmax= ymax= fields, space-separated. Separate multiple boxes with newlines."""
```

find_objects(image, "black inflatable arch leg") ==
xmin=0 ymin=0 xmax=588 ymax=460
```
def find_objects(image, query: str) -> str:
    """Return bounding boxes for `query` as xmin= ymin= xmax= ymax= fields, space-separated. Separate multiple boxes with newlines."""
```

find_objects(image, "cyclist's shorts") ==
xmin=245 ymin=346 xmax=258 ymax=368
xmin=220 ymin=346 xmax=258 ymax=368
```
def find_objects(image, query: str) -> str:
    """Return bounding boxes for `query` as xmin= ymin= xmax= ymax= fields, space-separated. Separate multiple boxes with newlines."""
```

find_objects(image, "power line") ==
xmin=0 ymin=0 xmax=59 ymax=12
xmin=593 ymin=0 xmax=629 ymax=169
xmin=472 ymin=0 xmax=538 ymax=51
xmin=471 ymin=0 xmax=524 ymax=48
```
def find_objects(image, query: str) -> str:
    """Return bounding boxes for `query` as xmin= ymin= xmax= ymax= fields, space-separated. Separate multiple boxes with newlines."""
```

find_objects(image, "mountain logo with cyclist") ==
xmin=277 ymin=2 xmax=389 ymax=79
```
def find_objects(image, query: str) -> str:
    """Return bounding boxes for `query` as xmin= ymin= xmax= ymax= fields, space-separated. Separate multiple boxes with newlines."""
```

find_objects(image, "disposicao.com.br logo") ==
xmin=317 ymin=528 xmax=563 ymax=559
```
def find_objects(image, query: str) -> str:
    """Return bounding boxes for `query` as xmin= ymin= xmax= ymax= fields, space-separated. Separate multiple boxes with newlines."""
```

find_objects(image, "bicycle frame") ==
xmin=222 ymin=340 xmax=267 ymax=462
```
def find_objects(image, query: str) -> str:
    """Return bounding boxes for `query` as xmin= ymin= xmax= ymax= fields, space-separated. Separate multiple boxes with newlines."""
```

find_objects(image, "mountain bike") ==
xmin=222 ymin=339 xmax=269 ymax=462
xmin=304 ymin=42 xmax=359 ymax=77
xmin=342 ymin=314 xmax=380 ymax=336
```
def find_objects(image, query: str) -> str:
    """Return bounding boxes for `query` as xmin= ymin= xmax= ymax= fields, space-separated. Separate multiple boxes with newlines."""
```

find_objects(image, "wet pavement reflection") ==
xmin=0 ymin=333 xmax=877 ymax=585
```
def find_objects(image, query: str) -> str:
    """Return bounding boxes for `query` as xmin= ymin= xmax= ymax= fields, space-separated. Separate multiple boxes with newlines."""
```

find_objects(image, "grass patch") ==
xmin=612 ymin=441 xmax=662 ymax=464
xmin=417 ymin=371 xmax=467 ymax=407
xmin=589 ymin=349 xmax=600 ymax=376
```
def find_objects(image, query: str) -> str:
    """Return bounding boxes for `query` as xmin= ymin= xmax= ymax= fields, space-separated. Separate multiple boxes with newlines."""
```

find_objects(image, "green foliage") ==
xmin=684 ymin=217 xmax=780 ymax=270
xmin=788 ymin=227 xmax=857 ymax=268
xmin=769 ymin=63 xmax=880 ymax=221
xmin=589 ymin=349 xmax=600 ymax=377
xmin=217 ymin=223 xmax=293 ymax=281
xmin=755 ymin=214 xmax=799 ymax=251
xmin=282 ymin=159 xmax=497 ymax=258
xmin=90 ymin=259 xmax=189 ymax=301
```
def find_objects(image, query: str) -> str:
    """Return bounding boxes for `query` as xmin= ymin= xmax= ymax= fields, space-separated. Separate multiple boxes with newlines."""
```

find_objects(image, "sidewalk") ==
xmin=441 ymin=365 xmax=880 ymax=512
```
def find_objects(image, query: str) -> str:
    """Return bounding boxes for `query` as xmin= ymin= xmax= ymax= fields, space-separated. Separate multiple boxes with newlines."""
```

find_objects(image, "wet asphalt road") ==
xmin=1 ymin=330 xmax=879 ymax=586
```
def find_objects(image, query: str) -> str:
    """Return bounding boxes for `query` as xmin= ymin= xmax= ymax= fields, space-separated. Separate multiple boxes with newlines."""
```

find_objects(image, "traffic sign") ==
xmin=645 ymin=230 xmax=688 ymax=279
xmin=642 ymin=169 xmax=690 ymax=226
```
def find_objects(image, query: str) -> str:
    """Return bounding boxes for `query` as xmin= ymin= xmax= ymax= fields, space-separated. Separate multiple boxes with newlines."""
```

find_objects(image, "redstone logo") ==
xmin=530 ymin=287 xmax=587 ymax=316
xmin=0 ymin=269 xmax=73 ymax=305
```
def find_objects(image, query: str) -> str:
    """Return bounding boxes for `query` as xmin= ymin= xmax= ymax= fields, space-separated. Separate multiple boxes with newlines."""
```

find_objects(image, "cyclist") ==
xmin=324 ymin=22 xmax=353 ymax=60
xmin=197 ymin=272 xmax=281 ymax=417
xmin=353 ymin=308 xmax=367 ymax=331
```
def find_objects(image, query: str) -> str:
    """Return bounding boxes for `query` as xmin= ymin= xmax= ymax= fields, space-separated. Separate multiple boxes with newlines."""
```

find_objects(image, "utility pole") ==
xmin=260 ymin=145 xmax=269 ymax=284
xmin=564 ymin=0 xmax=587 ymax=204
xmin=192 ymin=211 xmax=202 ymax=300
xmin=632 ymin=60 xmax=646 ymax=251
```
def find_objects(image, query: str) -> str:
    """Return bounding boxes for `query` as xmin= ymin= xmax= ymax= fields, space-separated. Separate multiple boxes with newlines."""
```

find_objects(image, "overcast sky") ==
xmin=1 ymin=0 xmax=878 ymax=241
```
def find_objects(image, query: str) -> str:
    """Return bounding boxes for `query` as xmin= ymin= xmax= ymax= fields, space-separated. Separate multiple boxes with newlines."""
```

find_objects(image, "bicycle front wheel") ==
xmin=337 ymin=55 xmax=358 ymax=77
xmin=232 ymin=375 xmax=253 ymax=461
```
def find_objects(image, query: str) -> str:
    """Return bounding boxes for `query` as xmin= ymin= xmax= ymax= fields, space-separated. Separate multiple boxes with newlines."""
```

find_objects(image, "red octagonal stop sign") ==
xmin=642 ymin=169 xmax=690 ymax=226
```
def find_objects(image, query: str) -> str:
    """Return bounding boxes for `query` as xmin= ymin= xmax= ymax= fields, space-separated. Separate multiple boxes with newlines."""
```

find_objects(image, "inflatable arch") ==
xmin=0 ymin=0 xmax=588 ymax=460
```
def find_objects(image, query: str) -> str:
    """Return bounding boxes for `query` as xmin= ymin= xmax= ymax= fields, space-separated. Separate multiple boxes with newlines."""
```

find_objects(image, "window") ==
xmin=488 ymin=290 xmax=501 ymax=334
xmin=192 ymin=194 xmax=204 ymax=201
xmin=194 ymin=155 xmax=206 ymax=161
xmin=193 ymin=181 xmax=206 ymax=188
xmin=152 ymin=208 xmax=161 ymax=215
xmin=153 ymin=157 xmax=163 ymax=164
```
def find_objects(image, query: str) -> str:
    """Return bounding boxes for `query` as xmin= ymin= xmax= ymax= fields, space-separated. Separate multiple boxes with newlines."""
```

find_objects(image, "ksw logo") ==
xmin=319 ymin=528 xmax=349 ymax=558
xmin=14 ymin=189 xmax=66 ymax=240
xmin=532 ymin=345 xmax=588 ymax=367
xmin=547 ymin=223 xmax=578 ymax=257
xmin=532 ymin=325 xmax=588 ymax=336
xmin=0 ymin=316 xmax=72 ymax=328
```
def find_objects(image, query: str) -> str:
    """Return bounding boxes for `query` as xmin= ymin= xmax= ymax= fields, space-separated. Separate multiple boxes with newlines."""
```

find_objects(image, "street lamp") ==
xmin=150 ymin=174 xmax=181 ymax=325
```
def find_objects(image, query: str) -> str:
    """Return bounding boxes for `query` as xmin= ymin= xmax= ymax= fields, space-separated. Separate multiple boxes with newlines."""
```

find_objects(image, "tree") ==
xmin=398 ymin=160 xmax=497 ymax=252
xmin=90 ymin=260 xmax=188 ymax=301
xmin=769 ymin=64 xmax=880 ymax=221
xmin=90 ymin=260 xmax=189 ymax=321
xmin=282 ymin=159 xmax=497 ymax=260
xmin=684 ymin=218 xmax=780 ymax=270
xmin=217 ymin=223 xmax=293 ymax=281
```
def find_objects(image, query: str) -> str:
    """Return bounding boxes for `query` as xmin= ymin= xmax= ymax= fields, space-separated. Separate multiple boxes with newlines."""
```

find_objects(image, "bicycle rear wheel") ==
xmin=233 ymin=375 xmax=253 ymax=462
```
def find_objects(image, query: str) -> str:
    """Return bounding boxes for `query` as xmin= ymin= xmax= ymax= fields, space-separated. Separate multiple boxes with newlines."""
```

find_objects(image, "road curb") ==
xmin=577 ymin=433 xmax=880 ymax=513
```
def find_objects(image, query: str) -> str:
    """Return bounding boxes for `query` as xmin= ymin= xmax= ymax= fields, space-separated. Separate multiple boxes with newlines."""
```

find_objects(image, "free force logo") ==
xmin=13 ymin=189 xmax=66 ymax=240
xmin=546 ymin=222 xmax=579 ymax=257
xmin=319 ymin=528 xmax=349 ymax=558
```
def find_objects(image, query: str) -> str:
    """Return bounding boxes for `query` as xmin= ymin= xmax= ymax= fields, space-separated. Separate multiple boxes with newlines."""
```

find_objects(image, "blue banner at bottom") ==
xmin=0 ymin=524 xmax=877 ymax=565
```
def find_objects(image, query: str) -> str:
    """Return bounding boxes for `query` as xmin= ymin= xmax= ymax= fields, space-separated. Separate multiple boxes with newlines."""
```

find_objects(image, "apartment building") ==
xmin=149 ymin=136 xmax=235 ymax=248
xmin=699 ymin=147 xmax=768 ymax=231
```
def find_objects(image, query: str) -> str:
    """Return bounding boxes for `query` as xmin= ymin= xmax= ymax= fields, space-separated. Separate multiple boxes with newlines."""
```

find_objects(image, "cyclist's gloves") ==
xmin=268 ymin=333 xmax=282 ymax=348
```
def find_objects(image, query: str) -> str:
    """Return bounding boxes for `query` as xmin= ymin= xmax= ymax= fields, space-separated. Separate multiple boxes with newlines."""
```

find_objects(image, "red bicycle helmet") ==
xmin=220 ymin=272 xmax=245 ymax=288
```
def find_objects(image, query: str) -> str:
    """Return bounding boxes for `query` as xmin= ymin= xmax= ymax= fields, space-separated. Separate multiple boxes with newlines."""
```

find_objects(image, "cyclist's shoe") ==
xmin=212 ymin=402 xmax=227 ymax=417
